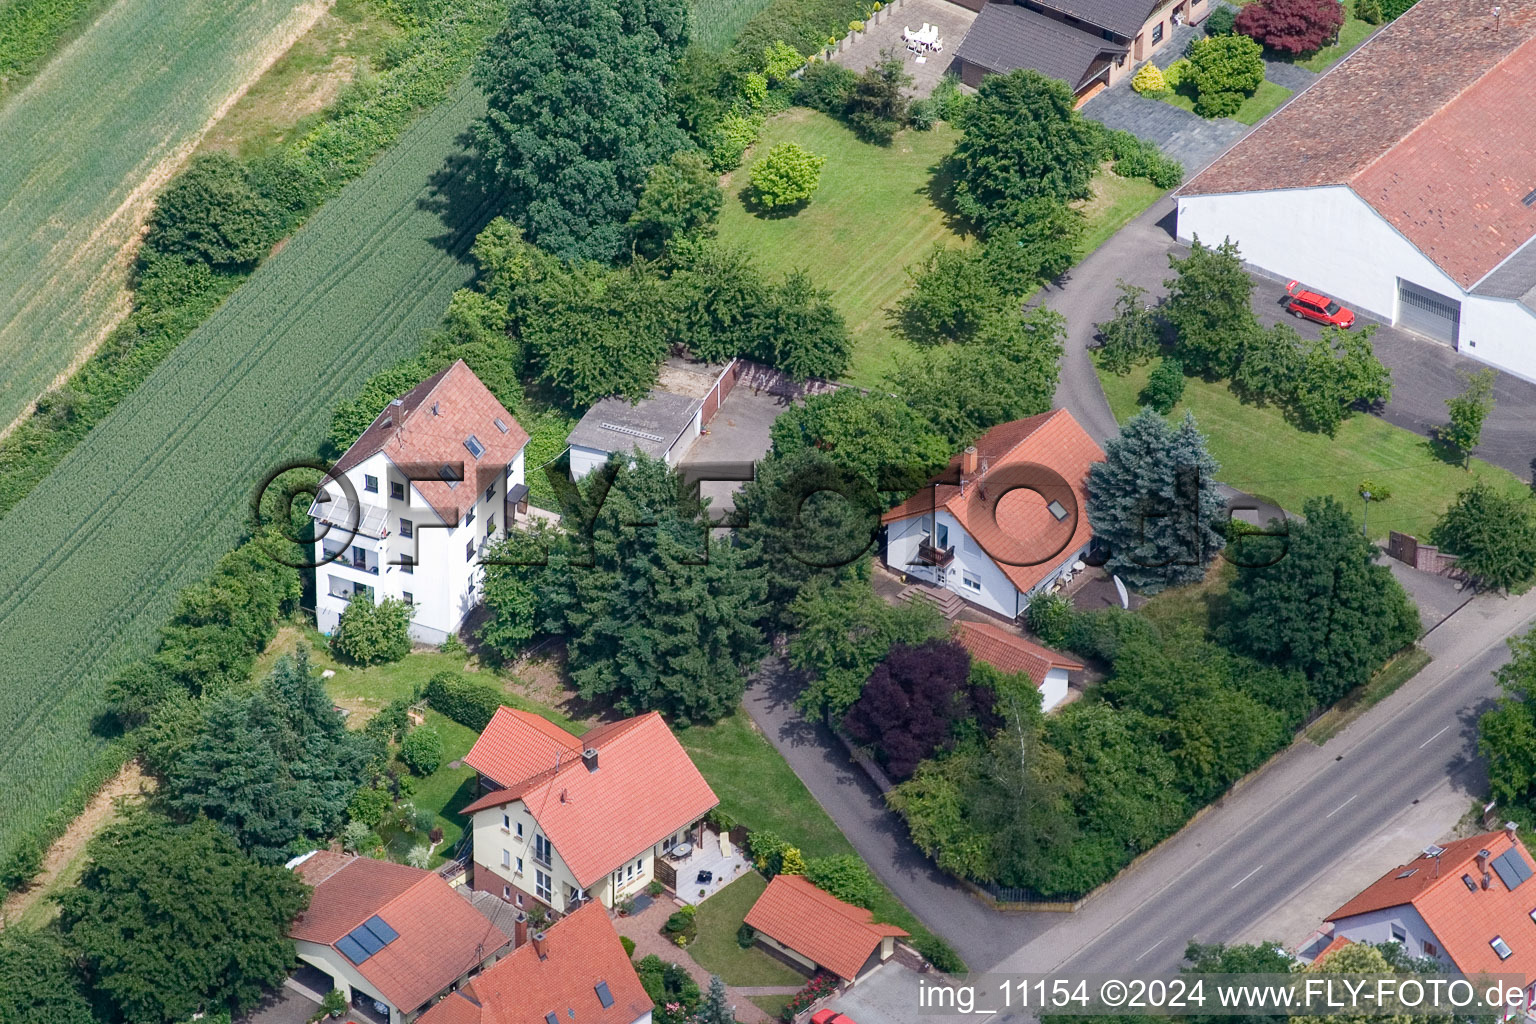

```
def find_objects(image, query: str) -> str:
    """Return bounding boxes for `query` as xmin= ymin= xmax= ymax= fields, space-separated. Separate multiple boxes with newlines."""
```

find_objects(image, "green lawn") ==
xmin=1156 ymin=78 xmax=1292 ymax=125
xmin=677 ymin=708 xmax=956 ymax=965
xmin=1096 ymin=363 xmax=1528 ymax=541
xmin=717 ymin=110 xmax=1165 ymax=388
xmin=380 ymin=710 xmax=481 ymax=863
xmin=750 ymin=994 xmax=796 ymax=1019
xmin=717 ymin=109 xmax=963 ymax=387
xmin=689 ymin=872 xmax=809 ymax=986
xmin=1075 ymin=169 xmax=1167 ymax=256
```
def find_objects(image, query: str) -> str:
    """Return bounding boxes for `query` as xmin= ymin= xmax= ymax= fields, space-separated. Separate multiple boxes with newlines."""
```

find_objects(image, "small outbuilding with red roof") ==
xmin=744 ymin=873 xmax=908 ymax=985
xmin=953 ymin=619 xmax=1083 ymax=713
xmin=461 ymin=708 xmax=719 ymax=917
xmin=881 ymin=409 xmax=1106 ymax=622
xmin=1319 ymin=825 xmax=1536 ymax=1006
xmin=287 ymin=852 xmax=513 ymax=1024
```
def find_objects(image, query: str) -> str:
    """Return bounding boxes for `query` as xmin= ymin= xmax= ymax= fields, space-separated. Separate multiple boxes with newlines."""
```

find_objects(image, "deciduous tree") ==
xmin=843 ymin=639 xmax=997 ymax=779
xmin=625 ymin=151 xmax=723 ymax=260
xmin=948 ymin=69 xmax=1100 ymax=232
xmin=331 ymin=595 xmax=412 ymax=666
xmin=1095 ymin=280 xmax=1160 ymax=374
xmin=1235 ymin=0 xmax=1346 ymax=54
xmin=1188 ymin=34 xmax=1265 ymax=113
xmin=1431 ymin=482 xmax=1536 ymax=593
xmin=748 ymin=142 xmax=826 ymax=210
xmin=1443 ymin=367 xmax=1496 ymax=468
xmin=0 ymin=930 xmax=94 ymax=1024
xmin=768 ymin=389 xmax=950 ymax=493
xmin=59 ymin=813 xmax=309 ymax=1024
xmin=142 ymin=153 xmax=285 ymax=271
xmin=1226 ymin=496 xmax=1419 ymax=705
xmin=1163 ymin=236 xmax=1257 ymax=378
xmin=472 ymin=0 xmax=691 ymax=261
xmin=1479 ymin=628 xmax=1536 ymax=809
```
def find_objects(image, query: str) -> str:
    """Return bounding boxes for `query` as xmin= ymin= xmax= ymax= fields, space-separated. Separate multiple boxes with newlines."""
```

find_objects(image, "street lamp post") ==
xmin=1361 ymin=489 xmax=1372 ymax=538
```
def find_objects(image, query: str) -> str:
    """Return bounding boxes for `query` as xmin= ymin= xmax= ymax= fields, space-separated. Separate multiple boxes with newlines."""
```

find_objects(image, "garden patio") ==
xmin=659 ymin=826 xmax=753 ymax=905
xmin=830 ymin=0 xmax=976 ymax=97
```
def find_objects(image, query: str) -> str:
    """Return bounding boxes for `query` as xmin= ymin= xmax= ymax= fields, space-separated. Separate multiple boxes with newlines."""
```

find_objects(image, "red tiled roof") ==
xmin=417 ymin=903 xmax=651 ymax=1024
xmin=1326 ymin=830 xmax=1536 ymax=978
xmin=953 ymin=620 xmax=1083 ymax=686
xmin=882 ymin=410 xmax=1106 ymax=595
xmin=744 ymin=874 xmax=907 ymax=982
xmin=1179 ymin=0 xmax=1536 ymax=287
xmin=331 ymin=360 xmax=530 ymax=524
xmin=293 ymin=849 xmax=354 ymax=887
xmin=463 ymin=709 xmax=585 ymax=790
xmin=459 ymin=710 xmax=718 ymax=888
xmin=1314 ymin=934 xmax=1353 ymax=962
xmin=288 ymin=857 xmax=509 ymax=1014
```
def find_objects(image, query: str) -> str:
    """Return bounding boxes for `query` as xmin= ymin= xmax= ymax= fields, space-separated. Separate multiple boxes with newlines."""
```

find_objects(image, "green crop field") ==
xmin=0 ymin=79 xmax=495 ymax=865
xmin=0 ymin=0 xmax=323 ymax=431
xmin=688 ymin=0 xmax=777 ymax=49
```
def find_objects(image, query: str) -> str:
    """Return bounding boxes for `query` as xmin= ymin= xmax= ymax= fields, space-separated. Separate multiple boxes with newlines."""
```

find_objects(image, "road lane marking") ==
xmin=1231 ymin=864 xmax=1265 ymax=889
xmin=1326 ymin=794 xmax=1358 ymax=818
xmin=1419 ymin=725 xmax=1451 ymax=749
xmin=1134 ymin=939 xmax=1164 ymax=962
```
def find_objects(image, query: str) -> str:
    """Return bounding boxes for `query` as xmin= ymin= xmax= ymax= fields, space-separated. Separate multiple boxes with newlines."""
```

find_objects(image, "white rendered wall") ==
xmin=1176 ymin=186 xmax=1536 ymax=381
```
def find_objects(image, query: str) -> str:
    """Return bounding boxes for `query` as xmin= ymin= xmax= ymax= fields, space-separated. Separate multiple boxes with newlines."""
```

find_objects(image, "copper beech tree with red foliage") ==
xmin=1235 ymin=0 xmax=1345 ymax=54
xmin=842 ymin=639 xmax=1000 ymax=780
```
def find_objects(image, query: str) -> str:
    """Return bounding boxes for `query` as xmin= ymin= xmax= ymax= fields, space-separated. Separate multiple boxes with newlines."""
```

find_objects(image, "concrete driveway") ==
xmin=681 ymin=383 xmax=793 ymax=511
xmin=820 ymin=963 xmax=934 ymax=1024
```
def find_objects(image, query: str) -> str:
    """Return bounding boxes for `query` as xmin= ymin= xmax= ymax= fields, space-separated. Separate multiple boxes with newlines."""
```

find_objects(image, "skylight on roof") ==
xmin=1524 ymin=188 xmax=1536 ymax=209
xmin=465 ymin=435 xmax=486 ymax=459
xmin=1463 ymin=874 xmax=1479 ymax=892
xmin=1492 ymin=936 xmax=1513 ymax=960
xmin=1047 ymin=500 xmax=1068 ymax=521
xmin=494 ymin=417 xmax=510 ymax=433
xmin=595 ymin=982 xmax=614 ymax=1009
xmin=1396 ymin=868 xmax=1418 ymax=879
xmin=545 ymin=1013 xmax=558 ymax=1024
xmin=439 ymin=464 xmax=461 ymax=489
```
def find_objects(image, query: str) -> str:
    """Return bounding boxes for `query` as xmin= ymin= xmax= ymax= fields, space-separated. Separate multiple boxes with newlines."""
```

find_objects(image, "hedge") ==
xmin=424 ymin=671 xmax=511 ymax=732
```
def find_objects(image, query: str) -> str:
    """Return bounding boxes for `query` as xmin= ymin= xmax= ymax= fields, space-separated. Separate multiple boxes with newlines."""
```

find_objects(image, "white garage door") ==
xmin=1396 ymin=279 xmax=1461 ymax=347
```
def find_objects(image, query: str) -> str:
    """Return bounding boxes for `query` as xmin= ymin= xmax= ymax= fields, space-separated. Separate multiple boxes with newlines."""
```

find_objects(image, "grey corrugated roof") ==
xmin=566 ymin=390 xmax=700 ymax=460
xmin=1032 ymin=0 xmax=1157 ymax=39
xmin=955 ymin=3 xmax=1124 ymax=89
xmin=1474 ymin=237 xmax=1536 ymax=313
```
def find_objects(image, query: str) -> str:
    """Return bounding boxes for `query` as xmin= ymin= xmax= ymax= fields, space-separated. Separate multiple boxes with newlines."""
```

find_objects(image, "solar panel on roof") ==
xmin=595 ymin=982 xmax=614 ymax=1008
xmin=363 ymin=915 xmax=399 ymax=944
xmin=350 ymin=925 xmax=386 ymax=957
xmin=1493 ymin=849 xmax=1533 ymax=890
xmin=336 ymin=934 xmax=371 ymax=965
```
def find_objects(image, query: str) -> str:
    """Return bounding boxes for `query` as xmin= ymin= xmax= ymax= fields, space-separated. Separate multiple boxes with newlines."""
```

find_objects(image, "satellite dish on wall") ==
xmin=1113 ymin=575 xmax=1129 ymax=610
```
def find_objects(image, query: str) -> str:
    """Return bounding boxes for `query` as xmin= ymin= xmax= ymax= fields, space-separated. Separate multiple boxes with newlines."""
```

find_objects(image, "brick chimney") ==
xmin=1478 ymin=848 xmax=1491 ymax=876
xmin=532 ymin=930 xmax=548 ymax=960
xmin=514 ymin=911 xmax=528 ymax=949
xmin=1508 ymin=821 xmax=1519 ymax=845
xmin=961 ymin=446 xmax=979 ymax=475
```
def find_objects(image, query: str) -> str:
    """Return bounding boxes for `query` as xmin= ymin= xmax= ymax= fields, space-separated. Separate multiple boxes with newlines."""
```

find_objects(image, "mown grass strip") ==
xmin=1306 ymin=646 xmax=1433 ymax=745
xmin=0 ymin=79 xmax=494 ymax=865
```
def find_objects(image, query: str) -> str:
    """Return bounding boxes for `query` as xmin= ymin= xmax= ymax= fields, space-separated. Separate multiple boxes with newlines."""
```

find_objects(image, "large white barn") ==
xmin=1175 ymin=0 xmax=1536 ymax=380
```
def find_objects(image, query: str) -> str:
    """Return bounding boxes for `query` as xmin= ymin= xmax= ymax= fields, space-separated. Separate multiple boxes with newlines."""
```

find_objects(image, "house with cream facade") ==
xmin=311 ymin=360 xmax=530 ymax=645
xmin=460 ymin=708 xmax=718 ymax=916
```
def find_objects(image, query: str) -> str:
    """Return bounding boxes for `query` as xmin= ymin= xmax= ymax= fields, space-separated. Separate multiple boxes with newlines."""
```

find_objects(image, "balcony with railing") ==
xmin=322 ymin=545 xmax=381 ymax=575
xmin=916 ymin=540 xmax=956 ymax=567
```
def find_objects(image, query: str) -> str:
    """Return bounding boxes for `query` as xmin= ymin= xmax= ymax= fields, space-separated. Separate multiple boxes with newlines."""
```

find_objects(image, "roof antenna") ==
xmin=1492 ymin=4 xmax=1502 ymax=29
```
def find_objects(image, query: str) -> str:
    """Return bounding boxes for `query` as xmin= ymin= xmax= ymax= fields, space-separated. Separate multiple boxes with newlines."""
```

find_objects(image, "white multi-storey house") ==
xmin=312 ymin=360 xmax=529 ymax=645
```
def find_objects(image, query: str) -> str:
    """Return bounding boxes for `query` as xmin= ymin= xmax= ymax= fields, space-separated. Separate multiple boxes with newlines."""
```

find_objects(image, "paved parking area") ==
xmin=235 ymin=987 xmax=321 ymax=1024
xmin=679 ymin=383 xmax=794 ymax=511
xmin=821 ymin=962 xmax=934 ymax=1024
xmin=832 ymin=0 xmax=975 ymax=96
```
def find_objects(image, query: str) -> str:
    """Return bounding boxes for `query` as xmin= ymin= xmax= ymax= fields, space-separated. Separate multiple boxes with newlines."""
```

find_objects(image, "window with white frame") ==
xmin=961 ymin=571 xmax=982 ymax=592
xmin=502 ymin=849 xmax=511 ymax=869
xmin=535 ymin=870 xmax=552 ymax=902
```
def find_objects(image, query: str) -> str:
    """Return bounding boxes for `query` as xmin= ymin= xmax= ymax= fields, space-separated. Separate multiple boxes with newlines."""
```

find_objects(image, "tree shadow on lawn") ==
xmin=921 ymin=159 xmax=972 ymax=237
xmin=1419 ymin=432 xmax=1467 ymax=470
xmin=418 ymin=136 xmax=502 ymax=262
xmin=737 ymin=183 xmax=813 ymax=220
